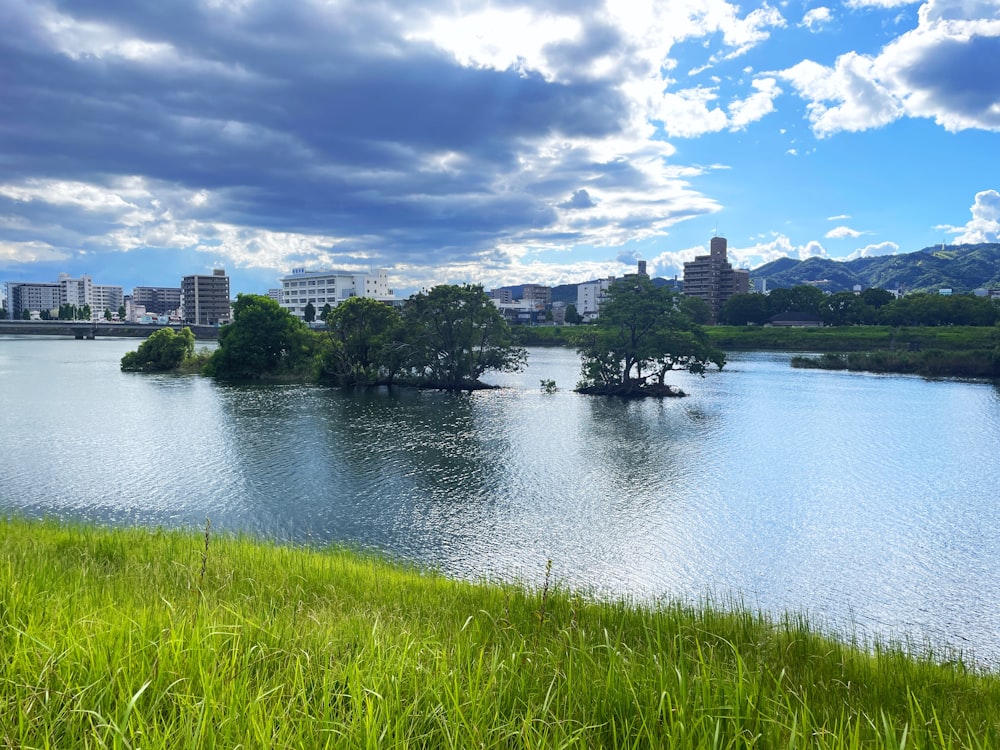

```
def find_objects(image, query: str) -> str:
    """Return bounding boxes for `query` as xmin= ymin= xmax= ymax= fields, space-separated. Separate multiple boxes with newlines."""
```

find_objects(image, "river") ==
xmin=2 ymin=336 xmax=999 ymax=665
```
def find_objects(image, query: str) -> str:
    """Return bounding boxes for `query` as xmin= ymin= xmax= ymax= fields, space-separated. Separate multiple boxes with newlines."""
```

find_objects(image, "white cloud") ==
xmin=802 ymin=7 xmax=833 ymax=31
xmin=826 ymin=213 xmax=851 ymax=221
xmin=727 ymin=234 xmax=829 ymax=268
xmin=845 ymin=241 xmax=900 ymax=260
xmin=825 ymin=225 xmax=863 ymax=238
xmin=0 ymin=240 xmax=71 ymax=264
xmin=845 ymin=0 xmax=920 ymax=7
xmin=728 ymin=77 xmax=782 ymax=129
xmin=950 ymin=189 xmax=1000 ymax=243
xmin=778 ymin=53 xmax=902 ymax=137
xmin=780 ymin=0 xmax=1000 ymax=136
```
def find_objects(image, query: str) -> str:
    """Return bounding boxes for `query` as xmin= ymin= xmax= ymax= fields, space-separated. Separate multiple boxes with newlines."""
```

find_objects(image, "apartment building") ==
xmin=682 ymin=236 xmax=749 ymax=322
xmin=181 ymin=269 xmax=231 ymax=326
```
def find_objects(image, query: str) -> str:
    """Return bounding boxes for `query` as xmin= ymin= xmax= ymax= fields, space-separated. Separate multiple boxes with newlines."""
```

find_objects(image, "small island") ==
xmin=122 ymin=279 xmax=724 ymax=398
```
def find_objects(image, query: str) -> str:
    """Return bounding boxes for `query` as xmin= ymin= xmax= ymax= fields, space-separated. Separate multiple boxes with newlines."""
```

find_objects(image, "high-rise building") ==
xmin=278 ymin=268 xmax=394 ymax=319
xmin=181 ymin=269 xmax=231 ymax=326
xmin=133 ymin=286 xmax=182 ymax=315
xmin=520 ymin=284 xmax=552 ymax=304
xmin=682 ymin=236 xmax=749 ymax=322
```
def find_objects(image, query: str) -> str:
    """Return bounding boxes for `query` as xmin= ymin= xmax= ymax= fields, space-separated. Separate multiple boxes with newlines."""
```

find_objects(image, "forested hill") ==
xmin=752 ymin=243 xmax=1000 ymax=293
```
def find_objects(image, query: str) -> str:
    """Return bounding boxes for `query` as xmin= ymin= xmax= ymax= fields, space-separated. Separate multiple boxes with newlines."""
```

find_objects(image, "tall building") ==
xmin=577 ymin=277 xmax=614 ymax=320
xmin=6 ymin=281 xmax=61 ymax=318
xmin=181 ymin=269 xmax=231 ymax=326
xmin=279 ymin=268 xmax=394 ymax=319
xmin=520 ymin=284 xmax=552 ymax=304
xmin=682 ymin=236 xmax=749 ymax=322
xmin=133 ymin=286 xmax=182 ymax=315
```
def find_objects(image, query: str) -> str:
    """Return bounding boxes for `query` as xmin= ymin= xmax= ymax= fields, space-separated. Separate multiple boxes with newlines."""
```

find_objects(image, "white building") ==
xmin=279 ymin=268 xmax=394 ymax=319
xmin=576 ymin=277 xmax=614 ymax=321
xmin=5 ymin=274 xmax=122 ymax=319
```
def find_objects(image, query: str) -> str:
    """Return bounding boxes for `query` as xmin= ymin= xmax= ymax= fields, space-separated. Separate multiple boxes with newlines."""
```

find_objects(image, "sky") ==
xmin=2 ymin=0 xmax=999 ymax=298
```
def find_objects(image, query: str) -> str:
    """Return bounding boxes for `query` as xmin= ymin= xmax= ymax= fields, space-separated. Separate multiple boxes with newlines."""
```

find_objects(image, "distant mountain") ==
xmin=753 ymin=243 xmax=1000 ymax=293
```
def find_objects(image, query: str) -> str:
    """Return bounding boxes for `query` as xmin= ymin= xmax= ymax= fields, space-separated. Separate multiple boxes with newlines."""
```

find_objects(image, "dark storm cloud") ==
xmin=0 ymin=0 xmax=652 ymax=271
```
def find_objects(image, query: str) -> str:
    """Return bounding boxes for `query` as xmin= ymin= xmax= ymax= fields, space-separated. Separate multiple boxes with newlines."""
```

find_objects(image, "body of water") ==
xmin=3 ymin=336 xmax=999 ymax=664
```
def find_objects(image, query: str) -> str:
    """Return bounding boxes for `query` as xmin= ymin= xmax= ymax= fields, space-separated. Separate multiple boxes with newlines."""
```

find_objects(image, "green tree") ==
xmin=121 ymin=327 xmax=196 ymax=372
xmin=679 ymin=295 xmax=712 ymax=325
xmin=118 ymin=304 xmax=126 ymax=320
xmin=577 ymin=277 xmax=724 ymax=396
xmin=860 ymin=288 xmax=894 ymax=309
xmin=767 ymin=285 xmax=827 ymax=317
xmin=718 ymin=293 xmax=770 ymax=326
xmin=400 ymin=284 xmax=526 ymax=389
xmin=21 ymin=309 xmax=31 ymax=320
xmin=321 ymin=297 xmax=403 ymax=385
xmin=564 ymin=304 xmax=582 ymax=325
xmin=303 ymin=302 xmax=316 ymax=323
xmin=39 ymin=309 xmax=52 ymax=321
xmin=321 ymin=303 xmax=333 ymax=321
xmin=204 ymin=294 xmax=313 ymax=380
xmin=104 ymin=309 xmax=113 ymax=321
xmin=79 ymin=304 xmax=91 ymax=320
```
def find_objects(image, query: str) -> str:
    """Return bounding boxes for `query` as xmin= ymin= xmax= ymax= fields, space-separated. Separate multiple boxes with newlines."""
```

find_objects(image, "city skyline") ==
xmin=1 ymin=0 xmax=998 ymax=297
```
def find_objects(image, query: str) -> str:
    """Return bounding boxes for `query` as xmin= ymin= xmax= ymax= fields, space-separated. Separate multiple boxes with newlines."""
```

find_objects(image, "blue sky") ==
xmin=1 ymin=0 xmax=999 ymax=297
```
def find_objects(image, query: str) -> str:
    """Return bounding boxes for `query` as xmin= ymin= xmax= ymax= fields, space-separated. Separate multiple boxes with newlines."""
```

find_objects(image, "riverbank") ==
xmin=4 ymin=518 xmax=999 ymax=748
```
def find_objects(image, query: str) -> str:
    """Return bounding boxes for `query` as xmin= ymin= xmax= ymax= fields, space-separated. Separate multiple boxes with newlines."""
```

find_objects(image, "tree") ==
xmin=104 ymin=309 xmax=113 ymax=321
xmin=21 ymin=309 xmax=31 ymax=320
xmin=679 ymin=295 xmax=712 ymax=325
xmin=717 ymin=293 xmax=769 ymax=326
xmin=204 ymin=294 xmax=313 ymax=380
xmin=767 ymin=285 xmax=826 ymax=317
xmin=321 ymin=303 xmax=333 ymax=321
xmin=321 ymin=297 xmax=403 ymax=385
xmin=118 ymin=304 xmax=126 ymax=320
xmin=121 ymin=327 xmax=196 ymax=372
xmin=303 ymin=301 xmax=316 ymax=323
xmin=39 ymin=309 xmax=52 ymax=321
xmin=564 ymin=304 xmax=582 ymax=325
xmin=400 ymin=284 xmax=526 ymax=389
xmin=79 ymin=304 xmax=91 ymax=320
xmin=576 ymin=277 xmax=724 ymax=397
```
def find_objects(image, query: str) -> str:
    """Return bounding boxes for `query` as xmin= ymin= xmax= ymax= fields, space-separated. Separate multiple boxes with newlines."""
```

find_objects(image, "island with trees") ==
xmin=121 ymin=281 xmax=722 ymax=397
xmin=574 ymin=277 xmax=725 ymax=397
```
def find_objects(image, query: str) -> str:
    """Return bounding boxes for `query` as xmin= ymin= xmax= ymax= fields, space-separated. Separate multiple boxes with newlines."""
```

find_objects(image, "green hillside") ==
xmin=753 ymin=243 xmax=1000 ymax=293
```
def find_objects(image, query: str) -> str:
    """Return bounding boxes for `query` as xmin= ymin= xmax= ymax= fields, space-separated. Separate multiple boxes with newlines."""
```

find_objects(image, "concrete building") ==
xmin=279 ymin=267 xmax=395 ymax=319
xmin=521 ymin=284 xmax=552 ymax=304
xmin=682 ymin=236 xmax=749 ymax=322
xmin=6 ymin=281 xmax=61 ymax=318
xmin=5 ymin=273 xmax=122 ymax=319
xmin=133 ymin=286 xmax=181 ymax=315
xmin=181 ymin=269 xmax=231 ymax=326
xmin=577 ymin=277 xmax=614 ymax=321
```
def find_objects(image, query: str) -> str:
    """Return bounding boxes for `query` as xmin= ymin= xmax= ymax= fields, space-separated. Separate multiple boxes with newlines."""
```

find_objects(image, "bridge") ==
xmin=0 ymin=320 xmax=221 ymax=340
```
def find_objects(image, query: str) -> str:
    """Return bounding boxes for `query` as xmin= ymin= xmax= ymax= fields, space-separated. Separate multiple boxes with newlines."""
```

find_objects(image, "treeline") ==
xmin=122 ymin=285 xmax=527 ymax=390
xmin=792 ymin=348 xmax=1000 ymax=378
xmin=720 ymin=286 xmax=1000 ymax=327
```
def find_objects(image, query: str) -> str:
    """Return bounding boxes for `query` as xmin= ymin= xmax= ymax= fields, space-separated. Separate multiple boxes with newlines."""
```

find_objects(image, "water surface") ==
xmin=2 ymin=336 xmax=999 ymax=664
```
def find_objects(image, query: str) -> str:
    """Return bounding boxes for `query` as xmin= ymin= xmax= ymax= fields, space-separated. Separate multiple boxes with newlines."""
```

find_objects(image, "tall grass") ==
xmin=3 ymin=518 xmax=999 ymax=748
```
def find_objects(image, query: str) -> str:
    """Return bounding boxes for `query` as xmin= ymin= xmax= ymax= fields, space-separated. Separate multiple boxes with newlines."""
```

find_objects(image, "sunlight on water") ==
xmin=2 ymin=336 xmax=1000 ymax=665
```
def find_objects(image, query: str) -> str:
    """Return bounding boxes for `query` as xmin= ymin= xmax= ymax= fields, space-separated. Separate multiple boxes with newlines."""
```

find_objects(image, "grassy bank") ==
xmin=4 ymin=518 xmax=1000 ymax=748
xmin=792 ymin=350 xmax=1000 ymax=378
xmin=706 ymin=325 xmax=997 ymax=353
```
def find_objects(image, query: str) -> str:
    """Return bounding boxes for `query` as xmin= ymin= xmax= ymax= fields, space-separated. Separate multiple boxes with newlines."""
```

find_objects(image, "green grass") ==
xmin=4 ymin=518 xmax=1000 ymax=748
xmin=707 ymin=326 xmax=997 ymax=353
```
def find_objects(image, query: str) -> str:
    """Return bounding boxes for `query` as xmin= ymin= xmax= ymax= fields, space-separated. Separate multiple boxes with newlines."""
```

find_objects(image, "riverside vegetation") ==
xmin=122 ymin=281 xmax=724 ymax=397
xmin=4 ymin=517 xmax=1000 ymax=748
